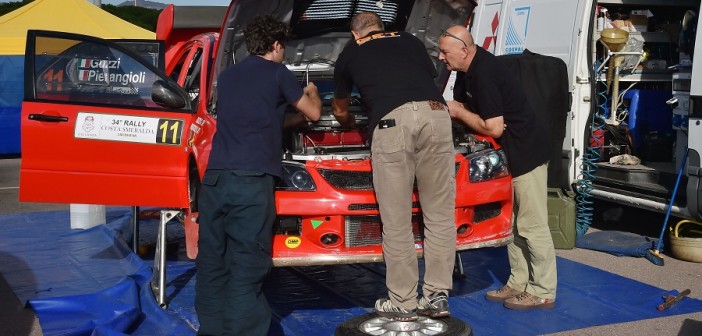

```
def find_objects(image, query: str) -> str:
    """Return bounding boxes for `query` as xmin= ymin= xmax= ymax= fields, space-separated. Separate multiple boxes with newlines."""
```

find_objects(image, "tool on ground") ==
xmin=645 ymin=148 xmax=689 ymax=266
xmin=658 ymin=289 xmax=691 ymax=311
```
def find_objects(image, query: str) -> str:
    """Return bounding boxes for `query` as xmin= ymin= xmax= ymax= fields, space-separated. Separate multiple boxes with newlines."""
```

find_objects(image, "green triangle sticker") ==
xmin=311 ymin=220 xmax=324 ymax=229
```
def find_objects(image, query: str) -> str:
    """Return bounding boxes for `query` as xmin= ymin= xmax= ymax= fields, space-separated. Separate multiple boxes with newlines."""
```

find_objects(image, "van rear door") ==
xmin=494 ymin=0 xmax=589 ymax=67
xmin=687 ymin=3 xmax=702 ymax=221
xmin=20 ymin=30 xmax=193 ymax=208
xmin=494 ymin=0 xmax=590 ymax=188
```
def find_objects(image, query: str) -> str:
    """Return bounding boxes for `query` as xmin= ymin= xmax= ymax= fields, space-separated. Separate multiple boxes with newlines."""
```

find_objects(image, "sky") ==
xmin=99 ymin=0 xmax=230 ymax=5
xmin=0 ymin=0 xmax=232 ymax=5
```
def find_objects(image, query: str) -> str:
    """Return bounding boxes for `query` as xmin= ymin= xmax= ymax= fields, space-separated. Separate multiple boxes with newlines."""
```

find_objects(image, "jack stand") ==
xmin=453 ymin=252 xmax=465 ymax=279
xmin=151 ymin=209 xmax=181 ymax=308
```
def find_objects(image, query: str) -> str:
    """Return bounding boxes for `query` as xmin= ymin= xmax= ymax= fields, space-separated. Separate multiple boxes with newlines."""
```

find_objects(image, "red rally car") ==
xmin=19 ymin=0 xmax=513 ymax=267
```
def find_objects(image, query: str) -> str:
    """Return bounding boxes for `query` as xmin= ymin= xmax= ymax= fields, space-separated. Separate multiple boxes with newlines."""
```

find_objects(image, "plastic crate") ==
xmin=622 ymin=89 xmax=673 ymax=149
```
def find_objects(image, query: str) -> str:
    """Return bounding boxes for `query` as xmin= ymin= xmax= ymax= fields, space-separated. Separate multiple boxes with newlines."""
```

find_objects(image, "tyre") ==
xmin=335 ymin=313 xmax=472 ymax=336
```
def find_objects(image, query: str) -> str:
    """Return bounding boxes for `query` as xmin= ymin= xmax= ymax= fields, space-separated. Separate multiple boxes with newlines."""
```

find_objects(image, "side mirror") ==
xmin=152 ymin=80 xmax=186 ymax=109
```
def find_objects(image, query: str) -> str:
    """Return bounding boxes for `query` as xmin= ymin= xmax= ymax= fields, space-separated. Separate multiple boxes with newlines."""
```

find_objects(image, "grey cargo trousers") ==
xmin=371 ymin=101 xmax=457 ymax=310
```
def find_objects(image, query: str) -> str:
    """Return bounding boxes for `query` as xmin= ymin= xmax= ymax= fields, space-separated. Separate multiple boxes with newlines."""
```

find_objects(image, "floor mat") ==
xmin=1 ymin=208 xmax=701 ymax=336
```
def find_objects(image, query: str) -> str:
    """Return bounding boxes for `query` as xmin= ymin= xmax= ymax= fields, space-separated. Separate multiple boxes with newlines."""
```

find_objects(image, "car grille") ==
xmin=319 ymin=164 xmax=460 ymax=191
xmin=345 ymin=214 xmax=423 ymax=247
xmin=348 ymin=202 xmax=421 ymax=211
xmin=473 ymin=202 xmax=502 ymax=223
xmin=318 ymin=169 xmax=373 ymax=190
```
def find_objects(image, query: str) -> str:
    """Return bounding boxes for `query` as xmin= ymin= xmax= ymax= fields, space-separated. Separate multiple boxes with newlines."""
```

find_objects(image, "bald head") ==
xmin=350 ymin=12 xmax=384 ymax=38
xmin=437 ymin=25 xmax=477 ymax=72
xmin=444 ymin=25 xmax=474 ymax=48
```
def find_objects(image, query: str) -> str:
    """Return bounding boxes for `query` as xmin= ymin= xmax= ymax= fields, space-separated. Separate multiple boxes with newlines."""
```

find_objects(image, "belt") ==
xmin=427 ymin=100 xmax=447 ymax=111
xmin=397 ymin=100 xmax=447 ymax=111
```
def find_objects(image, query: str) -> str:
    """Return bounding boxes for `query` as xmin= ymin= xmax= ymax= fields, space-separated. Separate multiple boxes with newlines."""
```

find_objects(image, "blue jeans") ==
xmin=195 ymin=169 xmax=275 ymax=336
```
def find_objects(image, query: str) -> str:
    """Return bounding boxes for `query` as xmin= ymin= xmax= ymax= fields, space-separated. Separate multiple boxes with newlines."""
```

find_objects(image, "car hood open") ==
xmin=213 ymin=0 xmax=474 ymax=84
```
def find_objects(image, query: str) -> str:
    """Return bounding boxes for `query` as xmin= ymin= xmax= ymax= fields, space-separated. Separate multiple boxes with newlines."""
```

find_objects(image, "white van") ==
xmin=465 ymin=0 xmax=702 ymax=230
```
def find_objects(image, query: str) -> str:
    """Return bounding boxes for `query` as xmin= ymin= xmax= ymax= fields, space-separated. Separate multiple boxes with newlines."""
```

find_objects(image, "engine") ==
xmin=283 ymin=97 xmax=371 ymax=161
xmin=282 ymin=96 xmax=497 ymax=163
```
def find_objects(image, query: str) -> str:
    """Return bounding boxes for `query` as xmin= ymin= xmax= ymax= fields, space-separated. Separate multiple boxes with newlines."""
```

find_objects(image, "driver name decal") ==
xmin=77 ymin=70 xmax=146 ymax=86
xmin=75 ymin=112 xmax=183 ymax=145
xmin=79 ymin=58 xmax=121 ymax=69
xmin=74 ymin=57 xmax=147 ymax=86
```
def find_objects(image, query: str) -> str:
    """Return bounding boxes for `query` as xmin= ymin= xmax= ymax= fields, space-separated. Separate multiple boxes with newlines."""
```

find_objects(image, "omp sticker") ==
xmin=190 ymin=124 xmax=201 ymax=133
xmin=74 ymin=112 xmax=183 ymax=145
xmin=285 ymin=237 xmax=301 ymax=249
xmin=505 ymin=6 xmax=531 ymax=54
xmin=311 ymin=220 xmax=324 ymax=229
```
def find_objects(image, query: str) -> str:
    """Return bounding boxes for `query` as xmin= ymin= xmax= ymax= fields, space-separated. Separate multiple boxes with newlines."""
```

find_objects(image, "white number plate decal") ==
xmin=74 ymin=112 xmax=183 ymax=145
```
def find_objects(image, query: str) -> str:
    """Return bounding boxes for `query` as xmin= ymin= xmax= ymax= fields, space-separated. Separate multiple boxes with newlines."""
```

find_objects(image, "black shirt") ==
xmin=207 ymin=55 xmax=303 ymax=178
xmin=454 ymin=47 xmax=550 ymax=177
xmin=334 ymin=31 xmax=445 ymax=132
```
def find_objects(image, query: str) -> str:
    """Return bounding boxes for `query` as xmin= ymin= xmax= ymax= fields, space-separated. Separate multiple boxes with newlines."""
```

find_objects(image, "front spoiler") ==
xmin=271 ymin=235 xmax=514 ymax=267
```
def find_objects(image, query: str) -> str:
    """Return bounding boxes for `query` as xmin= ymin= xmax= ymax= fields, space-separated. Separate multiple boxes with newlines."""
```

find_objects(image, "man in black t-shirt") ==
xmin=333 ymin=12 xmax=456 ymax=321
xmin=196 ymin=16 xmax=321 ymax=336
xmin=438 ymin=25 xmax=557 ymax=310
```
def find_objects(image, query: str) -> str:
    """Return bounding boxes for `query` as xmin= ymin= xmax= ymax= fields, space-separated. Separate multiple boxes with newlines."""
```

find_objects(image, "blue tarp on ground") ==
xmin=1 ymin=208 xmax=702 ymax=335
xmin=0 ymin=55 xmax=23 ymax=155
xmin=576 ymin=230 xmax=659 ymax=257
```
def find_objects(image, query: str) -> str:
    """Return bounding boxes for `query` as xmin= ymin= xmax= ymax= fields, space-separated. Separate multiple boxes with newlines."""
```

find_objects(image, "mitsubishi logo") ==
xmin=482 ymin=13 xmax=499 ymax=50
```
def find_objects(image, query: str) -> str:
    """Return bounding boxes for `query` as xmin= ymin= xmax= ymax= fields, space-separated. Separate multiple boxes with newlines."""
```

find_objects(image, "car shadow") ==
xmin=0 ymin=251 xmax=40 ymax=336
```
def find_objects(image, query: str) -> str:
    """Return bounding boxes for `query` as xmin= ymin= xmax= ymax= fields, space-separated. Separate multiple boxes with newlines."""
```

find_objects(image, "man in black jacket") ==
xmin=438 ymin=25 xmax=557 ymax=310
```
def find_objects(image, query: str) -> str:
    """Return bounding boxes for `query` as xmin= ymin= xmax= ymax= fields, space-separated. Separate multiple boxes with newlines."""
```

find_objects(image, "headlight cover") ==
xmin=468 ymin=149 xmax=510 ymax=182
xmin=277 ymin=161 xmax=316 ymax=191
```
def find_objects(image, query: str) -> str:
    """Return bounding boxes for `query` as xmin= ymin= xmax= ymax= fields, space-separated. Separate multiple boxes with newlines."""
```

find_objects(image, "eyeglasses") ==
xmin=441 ymin=29 xmax=468 ymax=48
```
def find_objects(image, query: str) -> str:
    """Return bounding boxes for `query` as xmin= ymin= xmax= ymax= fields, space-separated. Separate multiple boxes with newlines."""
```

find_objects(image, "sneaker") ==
xmin=417 ymin=292 xmax=450 ymax=318
xmin=503 ymin=292 xmax=556 ymax=310
xmin=485 ymin=285 xmax=522 ymax=302
xmin=374 ymin=298 xmax=418 ymax=321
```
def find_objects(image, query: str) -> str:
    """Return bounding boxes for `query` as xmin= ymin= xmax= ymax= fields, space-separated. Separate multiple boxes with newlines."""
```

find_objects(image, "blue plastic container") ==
xmin=622 ymin=89 xmax=673 ymax=149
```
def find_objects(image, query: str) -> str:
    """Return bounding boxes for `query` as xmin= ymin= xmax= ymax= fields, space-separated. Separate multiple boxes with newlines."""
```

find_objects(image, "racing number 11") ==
xmin=157 ymin=119 xmax=183 ymax=145
xmin=43 ymin=69 xmax=64 ymax=91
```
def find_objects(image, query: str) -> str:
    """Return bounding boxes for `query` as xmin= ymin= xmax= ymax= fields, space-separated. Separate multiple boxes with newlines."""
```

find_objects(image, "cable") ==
xmin=575 ymin=62 xmax=608 ymax=237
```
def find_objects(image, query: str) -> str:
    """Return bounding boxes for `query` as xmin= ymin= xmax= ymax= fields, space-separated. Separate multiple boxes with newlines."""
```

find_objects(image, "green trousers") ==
xmin=507 ymin=163 xmax=558 ymax=299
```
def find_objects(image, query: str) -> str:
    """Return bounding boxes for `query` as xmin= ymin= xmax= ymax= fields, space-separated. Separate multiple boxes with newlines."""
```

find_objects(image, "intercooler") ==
xmin=344 ymin=214 xmax=424 ymax=247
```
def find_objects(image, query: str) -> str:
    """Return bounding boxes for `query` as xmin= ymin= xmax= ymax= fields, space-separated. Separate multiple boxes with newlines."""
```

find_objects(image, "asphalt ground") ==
xmin=1 ymin=157 xmax=700 ymax=336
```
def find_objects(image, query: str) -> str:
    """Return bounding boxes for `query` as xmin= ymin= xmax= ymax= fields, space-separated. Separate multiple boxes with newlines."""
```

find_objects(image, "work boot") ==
xmin=503 ymin=291 xmax=556 ymax=310
xmin=485 ymin=285 xmax=522 ymax=302
xmin=417 ymin=292 xmax=450 ymax=318
xmin=374 ymin=298 xmax=418 ymax=321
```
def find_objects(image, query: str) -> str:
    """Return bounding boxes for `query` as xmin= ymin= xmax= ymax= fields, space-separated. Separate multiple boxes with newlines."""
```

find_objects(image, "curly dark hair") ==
xmin=244 ymin=15 xmax=292 ymax=56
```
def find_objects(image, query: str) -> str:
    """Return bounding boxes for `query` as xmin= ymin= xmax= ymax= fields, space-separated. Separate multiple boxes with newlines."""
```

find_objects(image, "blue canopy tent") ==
xmin=0 ymin=56 xmax=22 ymax=154
xmin=0 ymin=0 xmax=155 ymax=154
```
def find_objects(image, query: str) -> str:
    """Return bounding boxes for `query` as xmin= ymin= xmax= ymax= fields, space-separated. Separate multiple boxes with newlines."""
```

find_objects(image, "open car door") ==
xmin=20 ymin=30 xmax=194 ymax=208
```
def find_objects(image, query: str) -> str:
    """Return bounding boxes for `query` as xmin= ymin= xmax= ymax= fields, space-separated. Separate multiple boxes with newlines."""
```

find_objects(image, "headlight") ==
xmin=468 ymin=149 xmax=510 ymax=182
xmin=277 ymin=161 xmax=316 ymax=191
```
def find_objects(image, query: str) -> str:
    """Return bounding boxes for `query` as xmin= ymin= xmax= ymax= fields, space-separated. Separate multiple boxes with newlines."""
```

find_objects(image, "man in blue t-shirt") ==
xmin=195 ymin=15 xmax=321 ymax=336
